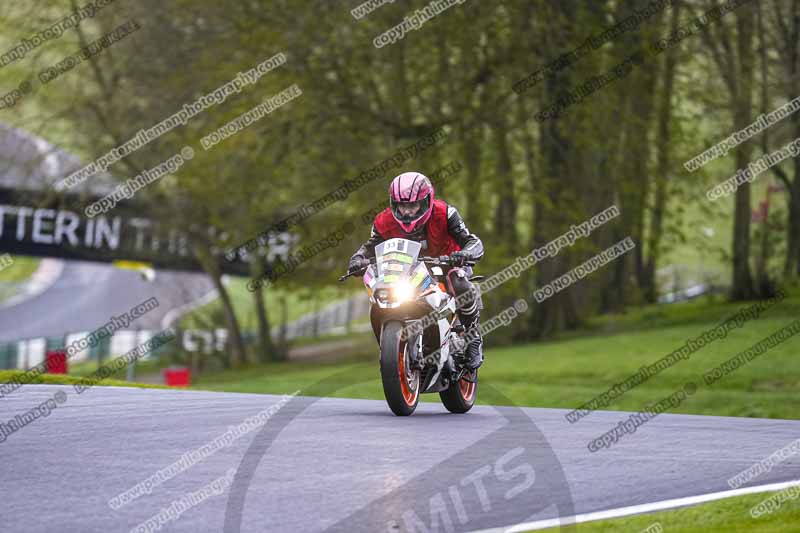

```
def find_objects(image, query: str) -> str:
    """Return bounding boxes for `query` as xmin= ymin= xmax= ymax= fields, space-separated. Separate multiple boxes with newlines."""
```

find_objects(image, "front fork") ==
xmin=406 ymin=329 xmax=424 ymax=369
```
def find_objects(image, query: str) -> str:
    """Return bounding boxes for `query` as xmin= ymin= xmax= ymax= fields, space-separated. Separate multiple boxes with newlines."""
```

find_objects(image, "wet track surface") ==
xmin=2 ymin=386 xmax=800 ymax=532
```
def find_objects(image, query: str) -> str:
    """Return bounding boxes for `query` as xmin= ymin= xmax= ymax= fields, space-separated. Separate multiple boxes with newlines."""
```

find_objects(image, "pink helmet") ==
xmin=389 ymin=172 xmax=434 ymax=233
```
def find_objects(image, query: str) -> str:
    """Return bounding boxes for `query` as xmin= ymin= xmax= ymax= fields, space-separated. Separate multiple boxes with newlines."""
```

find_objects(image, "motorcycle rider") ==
xmin=348 ymin=172 xmax=485 ymax=369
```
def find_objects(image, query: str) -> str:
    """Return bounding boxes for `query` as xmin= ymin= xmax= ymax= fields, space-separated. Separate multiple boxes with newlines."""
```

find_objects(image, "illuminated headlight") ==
xmin=392 ymin=280 xmax=415 ymax=303
xmin=375 ymin=282 xmax=416 ymax=304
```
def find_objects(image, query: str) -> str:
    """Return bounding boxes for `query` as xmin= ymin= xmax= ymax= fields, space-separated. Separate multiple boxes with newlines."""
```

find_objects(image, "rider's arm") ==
xmin=447 ymin=205 xmax=484 ymax=261
xmin=350 ymin=224 xmax=385 ymax=262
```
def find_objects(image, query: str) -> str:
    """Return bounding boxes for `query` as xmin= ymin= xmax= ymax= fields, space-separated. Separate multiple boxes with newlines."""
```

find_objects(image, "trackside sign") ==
xmin=0 ymin=187 xmax=258 ymax=275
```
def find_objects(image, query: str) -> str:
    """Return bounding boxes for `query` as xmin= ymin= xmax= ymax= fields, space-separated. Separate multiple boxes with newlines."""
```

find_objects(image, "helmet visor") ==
xmin=391 ymin=196 xmax=430 ymax=224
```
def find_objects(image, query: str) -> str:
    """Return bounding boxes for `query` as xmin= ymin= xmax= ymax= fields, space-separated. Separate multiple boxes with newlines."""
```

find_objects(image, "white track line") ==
xmin=160 ymin=284 xmax=221 ymax=330
xmin=472 ymin=478 xmax=800 ymax=532
xmin=0 ymin=258 xmax=65 ymax=309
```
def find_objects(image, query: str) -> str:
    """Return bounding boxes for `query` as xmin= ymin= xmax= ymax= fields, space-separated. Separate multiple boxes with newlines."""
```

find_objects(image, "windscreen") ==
xmin=374 ymin=238 xmax=421 ymax=284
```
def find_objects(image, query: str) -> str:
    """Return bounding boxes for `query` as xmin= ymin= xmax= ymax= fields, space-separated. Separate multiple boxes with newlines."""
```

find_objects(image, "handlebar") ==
xmin=338 ymin=258 xmax=376 ymax=282
xmin=338 ymin=271 xmax=361 ymax=282
xmin=339 ymin=255 xmax=475 ymax=282
xmin=419 ymin=256 xmax=477 ymax=267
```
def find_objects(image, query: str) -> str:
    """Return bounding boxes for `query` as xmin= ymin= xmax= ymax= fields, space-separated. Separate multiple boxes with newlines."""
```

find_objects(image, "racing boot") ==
xmin=460 ymin=311 xmax=483 ymax=370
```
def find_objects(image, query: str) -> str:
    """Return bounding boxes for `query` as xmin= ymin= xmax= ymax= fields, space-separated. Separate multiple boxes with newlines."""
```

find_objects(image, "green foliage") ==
xmin=0 ymin=255 xmax=39 ymax=283
xmin=3 ymin=0 xmax=797 ymax=340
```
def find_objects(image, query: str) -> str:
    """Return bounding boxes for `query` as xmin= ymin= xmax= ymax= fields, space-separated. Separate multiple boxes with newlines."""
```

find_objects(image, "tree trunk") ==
xmin=766 ymin=0 xmax=800 ymax=277
xmin=730 ymin=11 xmax=757 ymax=300
xmin=462 ymin=129 xmax=483 ymax=227
xmin=492 ymin=115 xmax=518 ymax=254
xmin=194 ymin=241 xmax=247 ymax=367
xmin=249 ymin=255 xmax=276 ymax=363
xmin=619 ymin=0 xmax=663 ymax=292
xmin=530 ymin=0 xmax=602 ymax=334
xmin=788 ymin=166 xmax=800 ymax=277
xmin=277 ymin=294 xmax=289 ymax=360
xmin=787 ymin=7 xmax=800 ymax=277
xmin=644 ymin=2 xmax=680 ymax=302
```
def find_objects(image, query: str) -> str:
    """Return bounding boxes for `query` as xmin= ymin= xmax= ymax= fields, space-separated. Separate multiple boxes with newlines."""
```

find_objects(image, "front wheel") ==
xmin=439 ymin=369 xmax=477 ymax=413
xmin=380 ymin=321 xmax=420 ymax=416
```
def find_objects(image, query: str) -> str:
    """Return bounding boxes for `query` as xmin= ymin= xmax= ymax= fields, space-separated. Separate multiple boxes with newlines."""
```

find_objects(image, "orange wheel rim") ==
xmin=398 ymin=340 xmax=419 ymax=406
xmin=459 ymin=371 xmax=476 ymax=402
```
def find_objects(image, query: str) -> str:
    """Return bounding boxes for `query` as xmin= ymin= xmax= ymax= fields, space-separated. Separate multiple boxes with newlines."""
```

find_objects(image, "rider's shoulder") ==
xmin=443 ymin=201 xmax=462 ymax=219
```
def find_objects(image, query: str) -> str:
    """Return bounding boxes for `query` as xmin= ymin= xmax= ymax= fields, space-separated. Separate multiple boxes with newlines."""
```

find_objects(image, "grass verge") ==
xmin=536 ymin=486 xmax=800 ymax=532
xmin=0 ymin=255 xmax=40 ymax=283
xmin=0 ymin=370 xmax=168 ymax=390
xmin=192 ymin=291 xmax=800 ymax=420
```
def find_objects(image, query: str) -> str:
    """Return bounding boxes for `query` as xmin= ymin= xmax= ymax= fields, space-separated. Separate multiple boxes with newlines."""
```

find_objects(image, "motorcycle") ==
xmin=339 ymin=238 xmax=481 ymax=416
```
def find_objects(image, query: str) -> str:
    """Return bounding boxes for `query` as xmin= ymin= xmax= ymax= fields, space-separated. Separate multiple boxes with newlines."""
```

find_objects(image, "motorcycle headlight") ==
xmin=392 ymin=280 xmax=415 ymax=303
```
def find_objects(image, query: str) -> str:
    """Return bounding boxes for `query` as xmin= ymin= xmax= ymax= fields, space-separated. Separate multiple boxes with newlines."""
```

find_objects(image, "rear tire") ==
xmin=439 ymin=369 xmax=477 ymax=414
xmin=380 ymin=321 xmax=420 ymax=416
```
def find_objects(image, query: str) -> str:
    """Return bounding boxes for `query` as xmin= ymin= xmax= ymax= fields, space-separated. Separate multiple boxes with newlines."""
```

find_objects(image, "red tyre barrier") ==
xmin=163 ymin=366 xmax=190 ymax=387
xmin=45 ymin=351 xmax=68 ymax=374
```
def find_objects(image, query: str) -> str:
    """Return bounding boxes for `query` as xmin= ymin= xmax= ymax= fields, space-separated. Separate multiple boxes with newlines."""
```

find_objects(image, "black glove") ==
xmin=348 ymin=257 xmax=369 ymax=274
xmin=444 ymin=251 xmax=471 ymax=267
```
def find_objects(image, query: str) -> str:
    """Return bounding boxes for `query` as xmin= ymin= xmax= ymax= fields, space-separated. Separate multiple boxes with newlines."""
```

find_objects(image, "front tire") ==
xmin=380 ymin=321 xmax=420 ymax=416
xmin=439 ymin=369 xmax=477 ymax=413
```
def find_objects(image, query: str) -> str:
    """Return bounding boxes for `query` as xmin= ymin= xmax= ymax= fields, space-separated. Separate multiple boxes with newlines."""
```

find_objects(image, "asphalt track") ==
xmin=0 ymin=259 xmax=213 ymax=342
xmin=1 ymin=385 xmax=799 ymax=533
